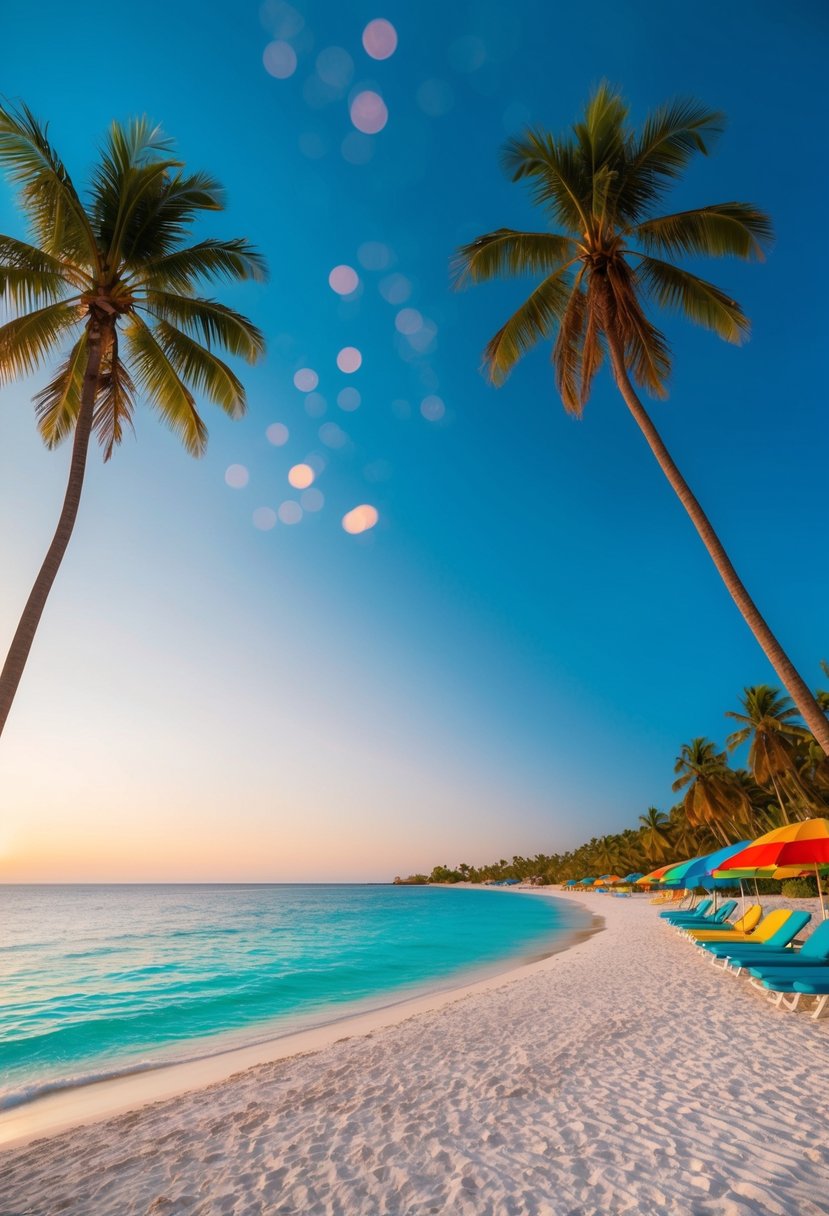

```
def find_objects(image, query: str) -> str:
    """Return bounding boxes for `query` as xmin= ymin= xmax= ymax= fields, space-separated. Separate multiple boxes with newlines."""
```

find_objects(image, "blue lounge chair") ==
xmin=702 ymin=910 xmax=811 ymax=964
xmin=791 ymin=979 xmax=829 ymax=1019
xmin=676 ymin=900 xmax=739 ymax=936
xmin=749 ymin=968 xmax=829 ymax=1012
xmin=659 ymin=898 xmax=713 ymax=923
xmin=694 ymin=908 xmax=798 ymax=952
xmin=725 ymin=919 xmax=829 ymax=976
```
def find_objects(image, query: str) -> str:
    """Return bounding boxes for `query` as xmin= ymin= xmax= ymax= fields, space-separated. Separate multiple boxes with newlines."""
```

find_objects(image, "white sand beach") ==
xmin=2 ymin=891 xmax=829 ymax=1215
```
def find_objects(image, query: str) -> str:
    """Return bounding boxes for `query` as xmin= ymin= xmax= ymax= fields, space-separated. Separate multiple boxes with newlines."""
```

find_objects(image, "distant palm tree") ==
xmin=0 ymin=105 xmax=266 ymax=735
xmin=726 ymin=685 xmax=808 ymax=821
xmin=638 ymin=807 xmax=672 ymax=861
xmin=453 ymin=84 xmax=829 ymax=756
xmin=672 ymin=737 xmax=750 ymax=844
xmin=818 ymin=661 xmax=829 ymax=715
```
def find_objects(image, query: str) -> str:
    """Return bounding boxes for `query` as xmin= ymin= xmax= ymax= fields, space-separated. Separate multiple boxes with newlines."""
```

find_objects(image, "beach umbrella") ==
xmin=578 ymin=876 xmax=595 ymax=885
xmin=636 ymin=860 xmax=693 ymax=885
xmin=564 ymin=879 xmax=579 ymax=887
xmin=664 ymin=842 xmax=751 ymax=888
xmin=623 ymin=872 xmax=644 ymax=882
xmin=715 ymin=819 xmax=829 ymax=920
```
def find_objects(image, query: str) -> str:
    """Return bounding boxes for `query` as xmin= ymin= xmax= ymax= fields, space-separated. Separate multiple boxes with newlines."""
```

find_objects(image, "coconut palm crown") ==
xmin=454 ymin=84 xmax=829 ymax=755
xmin=0 ymin=103 xmax=267 ymax=735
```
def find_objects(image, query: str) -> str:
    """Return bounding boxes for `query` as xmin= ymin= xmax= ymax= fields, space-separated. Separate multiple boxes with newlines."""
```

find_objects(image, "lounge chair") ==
xmin=659 ymin=897 xmax=713 ymax=923
xmin=791 ymin=979 xmax=829 ymax=1019
xmin=688 ymin=906 xmax=790 ymax=947
xmin=749 ymin=969 xmax=829 ymax=1015
xmin=667 ymin=900 xmax=744 ymax=930
xmin=675 ymin=900 xmax=739 ymax=937
xmin=705 ymin=911 xmax=811 ymax=971
xmin=724 ymin=919 xmax=829 ymax=976
xmin=694 ymin=905 xmax=763 ymax=948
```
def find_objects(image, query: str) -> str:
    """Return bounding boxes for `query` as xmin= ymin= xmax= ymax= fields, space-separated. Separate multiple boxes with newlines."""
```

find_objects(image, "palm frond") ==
xmin=134 ymin=238 xmax=268 ymax=292
xmin=579 ymin=279 xmax=604 ymax=406
xmin=0 ymin=233 xmax=88 ymax=291
xmin=94 ymin=329 xmax=136 ymax=460
xmin=33 ymin=332 xmax=87 ymax=446
xmin=91 ymin=118 xmax=182 ymax=263
xmin=452 ymin=229 xmax=575 ymax=288
xmin=0 ymin=298 xmax=82 ymax=384
xmin=606 ymin=261 xmax=671 ymax=396
xmin=119 ymin=169 xmax=227 ymax=267
xmin=618 ymin=99 xmax=724 ymax=219
xmin=141 ymin=291 xmax=264 ymax=362
xmin=152 ymin=319 xmax=246 ymax=418
xmin=502 ymin=130 xmax=589 ymax=234
xmin=0 ymin=102 xmax=98 ymax=266
xmin=483 ymin=263 xmax=576 ymax=385
xmin=0 ymin=265 xmax=70 ymax=313
xmin=632 ymin=203 xmax=772 ymax=260
xmin=552 ymin=271 xmax=586 ymax=413
xmin=124 ymin=315 xmax=207 ymax=455
xmin=635 ymin=255 xmax=749 ymax=344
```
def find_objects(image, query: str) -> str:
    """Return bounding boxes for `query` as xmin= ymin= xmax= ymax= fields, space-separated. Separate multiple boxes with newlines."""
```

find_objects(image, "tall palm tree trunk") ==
xmin=761 ymin=737 xmax=791 ymax=824
xmin=603 ymin=325 xmax=829 ymax=757
xmin=0 ymin=318 xmax=107 ymax=738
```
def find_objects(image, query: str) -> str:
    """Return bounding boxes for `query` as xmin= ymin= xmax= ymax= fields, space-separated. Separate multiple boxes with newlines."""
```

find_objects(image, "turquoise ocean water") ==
xmin=0 ymin=884 xmax=568 ymax=1109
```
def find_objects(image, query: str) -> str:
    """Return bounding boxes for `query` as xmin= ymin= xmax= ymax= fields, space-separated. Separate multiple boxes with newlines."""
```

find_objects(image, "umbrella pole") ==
xmin=740 ymin=880 xmax=746 ymax=918
xmin=816 ymin=864 xmax=827 ymax=922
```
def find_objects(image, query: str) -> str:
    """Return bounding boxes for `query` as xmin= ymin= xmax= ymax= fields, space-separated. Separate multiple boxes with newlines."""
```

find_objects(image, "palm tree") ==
xmin=672 ymin=737 xmax=750 ymax=844
xmin=0 ymin=105 xmax=266 ymax=735
xmin=453 ymin=84 xmax=829 ymax=756
xmin=725 ymin=685 xmax=809 ymax=821
xmin=638 ymin=807 xmax=672 ymax=861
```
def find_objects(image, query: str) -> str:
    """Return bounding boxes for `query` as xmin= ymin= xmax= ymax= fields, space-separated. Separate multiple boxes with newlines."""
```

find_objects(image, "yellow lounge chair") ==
xmin=677 ymin=904 xmax=761 ymax=940
xmin=687 ymin=907 xmax=789 ymax=945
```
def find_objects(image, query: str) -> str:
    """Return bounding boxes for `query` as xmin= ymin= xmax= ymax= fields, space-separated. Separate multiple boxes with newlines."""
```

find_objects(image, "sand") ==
xmin=2 ymin=891 xmax=829 ymax=1215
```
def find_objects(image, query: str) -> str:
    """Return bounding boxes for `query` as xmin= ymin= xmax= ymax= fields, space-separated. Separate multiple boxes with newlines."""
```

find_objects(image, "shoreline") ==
xmin=3 ymin=891 xmax=829 ymax=1215
xmin=0 ymin=889 xmax=597 ymax=1150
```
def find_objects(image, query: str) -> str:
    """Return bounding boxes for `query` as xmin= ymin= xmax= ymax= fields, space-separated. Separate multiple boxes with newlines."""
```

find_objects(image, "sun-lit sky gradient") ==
xmin=1 ymin=0 xmax=827 ymax=881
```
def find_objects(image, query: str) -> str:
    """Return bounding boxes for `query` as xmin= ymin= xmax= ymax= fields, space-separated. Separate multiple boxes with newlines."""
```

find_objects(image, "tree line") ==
xmin=397 ymin=676 xmax=829 ymax=886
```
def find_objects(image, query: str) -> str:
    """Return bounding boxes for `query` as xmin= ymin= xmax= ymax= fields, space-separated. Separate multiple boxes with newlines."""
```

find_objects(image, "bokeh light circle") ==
xmin=288 ymin=463 xmax=315 ymax=489
xmin=225 ymin=464 xmax=249 ymax=488
xmin=316 ymin=46 xmax=354 ymax=88
xmin=358 ymin=241 xmax=392 ymax=270
xmin=266 ymin=423 xmax=289 ymax=446
xmin=420 ymin=395 xmax=446 ymax=421
xmin=379 ymin=273 xmax=411 ymax=304
xmin=301 ymin=488 xmax=325 ymax=512
xmin=294 ymin=367 xmax=319 ymax=392
xmin=263 ymin=41 xmax=297 ymax=79
xmin=342 ymin=504 xmax=379 ymax=535
xmin=341 ymin=132 xmax=374 ymax=165
xmin=329 ymin=264 xmax=359 ymax=295
xmin=395 ymin=308 xmax=422 ymax=335
xmin=337 ymin=387 xmax=361 ymax=411
xmin=253 ymin=507 xmax=277 ymax=531
xmin=319 ymin=422 xmax=348 ymax=448
xmin=350 ymin=91 xmax=388 ymax=135
xmin=278 ymin=501 xmax=303 ymax=525
xmin=304 ymin=392 xmax=327 ymax=418
xmin=362 ymin=19 xmax=398 ymax=60
xmin=337 ymin=346 xmax=362 ymax=373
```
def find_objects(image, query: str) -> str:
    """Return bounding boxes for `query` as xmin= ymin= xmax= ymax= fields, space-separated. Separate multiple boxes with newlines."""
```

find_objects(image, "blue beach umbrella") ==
xmin=622 ymin=872 xmax=644 ymax=882
xmin=564 ymin=879 xmax=579 ymax=887
xmin=679 ymin=841 xmax=752 ymax=889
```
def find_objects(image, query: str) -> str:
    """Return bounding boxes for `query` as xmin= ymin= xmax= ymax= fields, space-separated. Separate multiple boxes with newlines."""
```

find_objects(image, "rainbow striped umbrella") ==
xmin=715 ymin=819 xmax=829 ymax=920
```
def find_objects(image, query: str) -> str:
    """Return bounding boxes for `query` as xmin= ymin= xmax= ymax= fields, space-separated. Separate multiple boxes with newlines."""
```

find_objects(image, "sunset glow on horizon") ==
xmin=1 ymin=0 xmax=827 ymax=884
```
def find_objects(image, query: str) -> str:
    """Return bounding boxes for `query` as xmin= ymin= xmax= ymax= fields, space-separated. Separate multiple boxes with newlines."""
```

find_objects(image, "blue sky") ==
xmin=1 ymin=0 xmax=826 ymax=880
